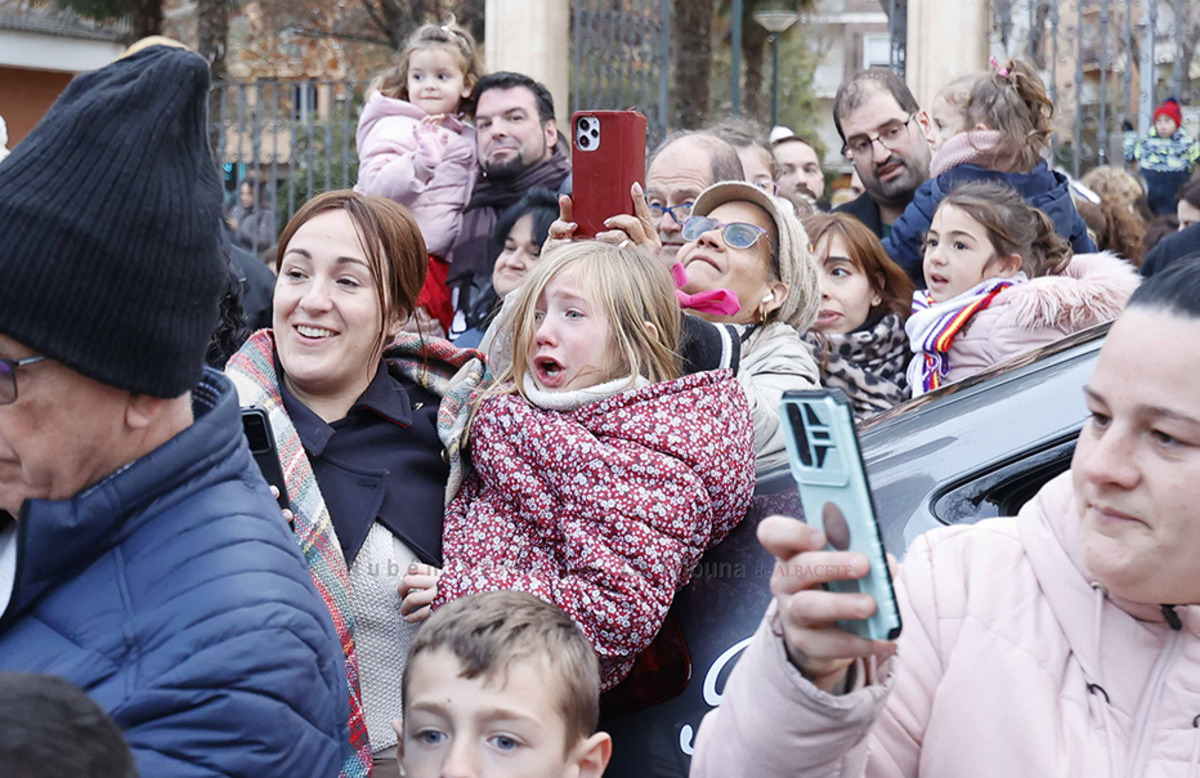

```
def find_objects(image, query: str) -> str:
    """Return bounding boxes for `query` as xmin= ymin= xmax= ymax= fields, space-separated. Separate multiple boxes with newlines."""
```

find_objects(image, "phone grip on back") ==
xmin=779 ymin=390 xmax=902 ymax=642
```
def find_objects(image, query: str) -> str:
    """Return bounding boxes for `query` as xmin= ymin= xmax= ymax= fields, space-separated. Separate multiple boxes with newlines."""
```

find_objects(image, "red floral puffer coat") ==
xmin=432 ymin=370 xmax=756 ymax=689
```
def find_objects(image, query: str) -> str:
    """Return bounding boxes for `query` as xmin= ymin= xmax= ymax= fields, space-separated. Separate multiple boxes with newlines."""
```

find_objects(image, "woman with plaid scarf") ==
xmin=225 ymin=190 xmax=487 ymax=778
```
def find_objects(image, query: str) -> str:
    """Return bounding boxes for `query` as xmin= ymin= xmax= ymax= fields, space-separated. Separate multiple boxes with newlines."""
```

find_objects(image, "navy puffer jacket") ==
xmin=884 ymin=161 xmax=1097 ymax=284
xmin=0 ymin=371 xmax=348 ymax=777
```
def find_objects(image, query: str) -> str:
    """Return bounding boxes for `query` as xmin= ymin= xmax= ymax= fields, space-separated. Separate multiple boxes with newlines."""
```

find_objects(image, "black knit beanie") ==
xmin=0 ymin=45 xmax=225 ymax=398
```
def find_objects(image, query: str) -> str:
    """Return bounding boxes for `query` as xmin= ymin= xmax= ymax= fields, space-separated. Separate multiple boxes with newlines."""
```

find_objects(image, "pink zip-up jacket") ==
xmin=353 ymin=91 xmax=476 ymax=258
xmin=690 ymin=472 xmax=1200 ymax=777
xmin=930 ymin=251 xmax=1139 ymax=386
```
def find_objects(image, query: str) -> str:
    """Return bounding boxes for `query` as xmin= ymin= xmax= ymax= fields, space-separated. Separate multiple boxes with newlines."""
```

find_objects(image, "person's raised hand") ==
xmin=757 ymin=511 xmax=897 ymax=692
xmin=543 ymin=194 xmax=578 ymax=256
xmin=594 ymin=182 xmax=662 ymax=257
xmin=399 ymin=562 xmax=442 ymax=623
xmin=399 ymin=306 xmax=444 ymax=339
xmin=268 ymin=485 xmax=294 ymax=527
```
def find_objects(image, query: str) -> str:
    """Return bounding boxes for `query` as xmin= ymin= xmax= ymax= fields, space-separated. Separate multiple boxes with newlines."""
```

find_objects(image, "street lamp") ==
xmin=754 ymin=10 xmax=800 ymax=129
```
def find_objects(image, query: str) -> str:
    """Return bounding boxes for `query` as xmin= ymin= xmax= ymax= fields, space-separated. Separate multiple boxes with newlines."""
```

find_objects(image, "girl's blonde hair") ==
xmin=939 ymin=182 xmax=1072 ymax=278
xmin=965 ymin=58 xmax=1054 ymax=172
xmin=371 ymin=19 xmax=485 ymax=118
xmin=497 ymin=241 xmax=683 ymax=401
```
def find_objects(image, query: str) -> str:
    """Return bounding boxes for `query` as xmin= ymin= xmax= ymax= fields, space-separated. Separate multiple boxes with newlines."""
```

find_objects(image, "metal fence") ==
xmin=210 ymin=2 xmax=673 ymax=241
xmin=570 ymin=0 xmax=672 ymax=148
xmin=989 ymin=0 xmax=1196 ymax=178
xmin=210 ymin=79 xmax=369 ymax=238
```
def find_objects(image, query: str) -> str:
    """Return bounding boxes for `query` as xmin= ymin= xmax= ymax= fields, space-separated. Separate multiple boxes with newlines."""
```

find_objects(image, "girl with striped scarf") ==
xmin=907 ymin=182 xmax=1139 ymax=397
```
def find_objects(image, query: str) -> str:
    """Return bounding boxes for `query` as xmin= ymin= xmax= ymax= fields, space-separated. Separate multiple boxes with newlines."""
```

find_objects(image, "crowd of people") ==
xmin=1 ymin=18 xmax=1200 ymax=778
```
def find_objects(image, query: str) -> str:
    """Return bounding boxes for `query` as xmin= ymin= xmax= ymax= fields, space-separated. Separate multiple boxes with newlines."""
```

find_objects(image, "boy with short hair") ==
xmin=397 ymin=590 xmax=612 ymax=777
xmin=0 ymin=672 xmax=138 ymax=778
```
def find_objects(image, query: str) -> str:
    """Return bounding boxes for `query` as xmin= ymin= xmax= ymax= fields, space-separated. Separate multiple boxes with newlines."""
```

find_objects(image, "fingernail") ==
xmin=632 ymin=181 xmax=643 ymax=193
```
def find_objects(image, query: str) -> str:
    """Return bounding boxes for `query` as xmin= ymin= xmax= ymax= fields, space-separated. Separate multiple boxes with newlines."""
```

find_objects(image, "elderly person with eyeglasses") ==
xmin=0 ymin=44 xmax=348 ymax=776
xmin=549 ymin=177 xmax=823 ymax=475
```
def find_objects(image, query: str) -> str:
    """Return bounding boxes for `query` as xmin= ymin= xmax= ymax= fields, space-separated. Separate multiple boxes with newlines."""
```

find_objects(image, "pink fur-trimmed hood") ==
xmin=999 ymin=251 xmax=1141 ymax=331
xmin=930 ymin=251 xmax=1140 ymax=385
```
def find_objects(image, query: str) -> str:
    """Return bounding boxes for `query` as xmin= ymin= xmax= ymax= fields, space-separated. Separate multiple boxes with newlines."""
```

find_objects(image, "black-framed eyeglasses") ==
xmin=648 ymin=202 xmax=694 ymax=226
xmin=841 ymin=113 xmax=917 ymax=160
xmin=682 ymin=215 xmax=773 ymax=251
xmin=0 ymin=355 xmax=47 ymax=405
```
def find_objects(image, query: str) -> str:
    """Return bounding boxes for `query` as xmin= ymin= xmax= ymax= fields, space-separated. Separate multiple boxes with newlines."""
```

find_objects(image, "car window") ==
xmin=932 ymin=436 xmax=1077 ymax=525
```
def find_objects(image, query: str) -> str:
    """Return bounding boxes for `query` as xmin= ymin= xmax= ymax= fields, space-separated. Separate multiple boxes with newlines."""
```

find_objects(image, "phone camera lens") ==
xmin=578 ymin=135 xmax=591 ymax=150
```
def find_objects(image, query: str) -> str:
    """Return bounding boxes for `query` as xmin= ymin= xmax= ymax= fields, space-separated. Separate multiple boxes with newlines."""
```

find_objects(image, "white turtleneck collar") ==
xmin=521 ymin=373 xmax=650 ymax=412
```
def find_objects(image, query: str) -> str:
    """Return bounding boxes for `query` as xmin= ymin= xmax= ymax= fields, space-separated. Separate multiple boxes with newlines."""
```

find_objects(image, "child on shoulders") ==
xmin=885 ymin=59 xmax=1096 ymax=283
xmin=354 ymin=20 xmax=485 ymax=334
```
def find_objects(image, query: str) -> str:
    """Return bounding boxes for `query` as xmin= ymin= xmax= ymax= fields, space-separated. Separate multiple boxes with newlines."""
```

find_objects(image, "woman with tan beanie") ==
xmin=674 ymin=181 xmax=823 ymax=473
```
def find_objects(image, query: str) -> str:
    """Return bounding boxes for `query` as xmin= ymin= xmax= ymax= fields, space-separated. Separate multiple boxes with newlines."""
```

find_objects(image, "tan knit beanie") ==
xmin=692 ymin=181 xmax=822 ymax=331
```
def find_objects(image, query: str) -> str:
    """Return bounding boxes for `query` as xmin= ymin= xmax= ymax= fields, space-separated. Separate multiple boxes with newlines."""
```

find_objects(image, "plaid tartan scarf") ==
xmin=905 ymin=274 xmax=1025 ymax=396
xmin=225 ymin=330 xmax=488 ymax=776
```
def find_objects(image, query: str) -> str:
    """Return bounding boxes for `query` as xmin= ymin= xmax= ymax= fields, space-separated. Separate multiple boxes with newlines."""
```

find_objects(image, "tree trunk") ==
xmin=743 ymin=21 xmax=767 ymax=122
xmin=673 ymin=0 xmax=714 ymax=128
xmin=129 ymin=0 xmax=163 ymax=39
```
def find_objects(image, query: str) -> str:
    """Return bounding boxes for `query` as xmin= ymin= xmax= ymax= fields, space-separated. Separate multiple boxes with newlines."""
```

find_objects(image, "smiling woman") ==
xmin=691 ymin=253 xmax=1200 ymax=778
xmin=224 ymin=190 xmax=488 ymax=775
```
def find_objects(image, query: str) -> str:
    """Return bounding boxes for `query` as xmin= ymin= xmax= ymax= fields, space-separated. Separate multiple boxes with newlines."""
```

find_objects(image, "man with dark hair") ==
xmin=0 ymin=673 xmax=138 ymax=778
xmin=832 ymin=69 xmax=935 ymax=239
xmin=448 ymin=71 xmax=572 ymax=340
xmin=644 ymin=131 xmax=745 ymax=263
xmin=0 ymin=43 xmax=349 ymax=776
xmin=774 ymin=135 xmax=826 ymax=202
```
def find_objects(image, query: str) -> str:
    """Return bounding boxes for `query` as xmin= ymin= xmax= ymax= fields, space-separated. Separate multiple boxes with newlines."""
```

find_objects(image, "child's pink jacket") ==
xmin=433 ymin=371 xmax=756 ymax=689
xmin=691 ymin=472 xmax=1200 ymax=776
xmin=353 ymin=91 xmax=476 ymax=258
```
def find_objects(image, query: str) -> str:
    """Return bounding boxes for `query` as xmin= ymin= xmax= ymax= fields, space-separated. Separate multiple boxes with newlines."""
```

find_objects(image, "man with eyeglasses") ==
xmin=644 ymin=131 xmax=745 ymax=264
xmin=0 ymin=44 xmax=349 ymax=775
xmin=832 ymin=69 xmax=936 ymax=242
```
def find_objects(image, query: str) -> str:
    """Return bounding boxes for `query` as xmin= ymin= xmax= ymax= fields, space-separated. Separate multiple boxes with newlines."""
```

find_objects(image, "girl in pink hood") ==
xmin=354 ymin=21 xmax=485 ymax=334
xmin=908 ymin=181 xmax=1139 ymax=396
xmin=399 ymin=241 xmax=756 ymax=690
xmin=690 ymin=257 xmax=1200 ymax=777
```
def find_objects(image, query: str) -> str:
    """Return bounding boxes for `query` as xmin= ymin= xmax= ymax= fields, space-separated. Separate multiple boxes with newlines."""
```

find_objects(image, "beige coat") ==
xmin=737 ymin=321 xmax=820 ymax=474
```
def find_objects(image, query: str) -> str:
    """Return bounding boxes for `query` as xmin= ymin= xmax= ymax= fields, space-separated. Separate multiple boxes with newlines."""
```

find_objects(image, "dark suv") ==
xmin=599 ymin=324 xmax=1108 ymax=776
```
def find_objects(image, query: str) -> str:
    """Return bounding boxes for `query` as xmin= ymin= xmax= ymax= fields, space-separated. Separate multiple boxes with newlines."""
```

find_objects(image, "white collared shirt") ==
xmin=0 ymin=520 xmax=16 ymax=615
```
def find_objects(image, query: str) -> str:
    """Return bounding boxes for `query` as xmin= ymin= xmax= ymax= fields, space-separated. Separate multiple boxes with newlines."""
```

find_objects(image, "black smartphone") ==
xmin=241 ymin=406 xmax=291 ymax=514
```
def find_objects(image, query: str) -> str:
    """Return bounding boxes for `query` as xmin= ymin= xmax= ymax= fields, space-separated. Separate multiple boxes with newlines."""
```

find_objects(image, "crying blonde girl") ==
xmin=399 ymin=241 xmax=756 ymax=689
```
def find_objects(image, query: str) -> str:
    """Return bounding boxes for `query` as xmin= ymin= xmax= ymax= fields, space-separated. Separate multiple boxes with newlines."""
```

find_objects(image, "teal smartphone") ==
xmin=779 ymin=389 xmax=902 ymax=641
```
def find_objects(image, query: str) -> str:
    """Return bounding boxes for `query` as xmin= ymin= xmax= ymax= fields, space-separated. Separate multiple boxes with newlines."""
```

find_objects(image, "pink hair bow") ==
xmin=989 ymin=57 xmax=1010 ymax=78
xmin=670 ymin=262 xmax=741 ymax=317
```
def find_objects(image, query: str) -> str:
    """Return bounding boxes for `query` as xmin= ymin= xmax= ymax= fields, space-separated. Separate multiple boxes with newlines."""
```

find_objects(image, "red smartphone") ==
xmin=570 ymin=110 xmax=647 ymax=238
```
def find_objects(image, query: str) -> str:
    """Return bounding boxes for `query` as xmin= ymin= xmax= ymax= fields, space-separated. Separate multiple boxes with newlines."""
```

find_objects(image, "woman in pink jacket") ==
xmin=907 ymin=181 xmax=1139 ymax=397
xmin=691 ymin=256 xmax=1200 ymax=776
xmin=354 ymin=21 xmax=484 ymax=334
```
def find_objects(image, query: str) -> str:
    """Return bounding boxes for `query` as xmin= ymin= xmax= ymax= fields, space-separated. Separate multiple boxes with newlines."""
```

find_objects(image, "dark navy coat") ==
xmin=0 ymin=370 xmax=349 ymax=777
xmin=883 ymin=161 xmax=1098 ymax=284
